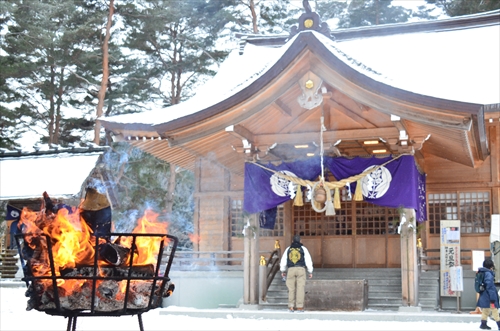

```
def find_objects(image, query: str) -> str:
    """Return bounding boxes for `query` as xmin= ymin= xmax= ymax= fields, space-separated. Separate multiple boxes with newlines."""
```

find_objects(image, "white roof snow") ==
xmin=0 ymin=152 xmax=103 ymax=200
xmin=329 ymin=25 xmax=500 ymax=105
xmin=104 ymin=42 xmax=288 ymax=126
xmin=102 ymin=17 xmax=500 ymax=127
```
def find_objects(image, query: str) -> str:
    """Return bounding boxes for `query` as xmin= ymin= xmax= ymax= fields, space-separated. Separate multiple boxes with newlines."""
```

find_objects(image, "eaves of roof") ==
xmin=154 ymin=30 xmax=485 ymax=134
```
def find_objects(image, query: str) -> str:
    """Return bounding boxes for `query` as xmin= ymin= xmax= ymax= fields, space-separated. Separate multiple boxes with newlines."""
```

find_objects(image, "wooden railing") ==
xmin=259 ymin=245 xmax=282 ymax=303
xmin=161 ymin=250 xmax=275 ymax=272
xmin=265 ymin=249 xmax=282 ymax=288
xmin=419 ymin=247 xmax=491 ymax=271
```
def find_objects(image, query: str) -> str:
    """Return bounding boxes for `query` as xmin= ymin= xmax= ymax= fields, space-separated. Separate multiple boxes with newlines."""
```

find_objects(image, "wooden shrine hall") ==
xmin=101 ymin=7 xmax=500 ymax=309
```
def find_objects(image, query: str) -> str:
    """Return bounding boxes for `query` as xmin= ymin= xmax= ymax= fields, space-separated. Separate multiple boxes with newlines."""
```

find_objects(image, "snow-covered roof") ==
xmin=330 ymin=25 xmax=500 ymax=105
xmin=101 ymin=10 xmax=500 ymax=128
xmin=103 ymin=42 xmax=289 ymax=126
xmin=0 ymin=152 xmax=104 ymax=200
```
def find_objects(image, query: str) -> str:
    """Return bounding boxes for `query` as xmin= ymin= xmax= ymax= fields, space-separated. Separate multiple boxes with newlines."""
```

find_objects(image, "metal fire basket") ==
xmin=15 ymin=232 xmax=178 ymax=331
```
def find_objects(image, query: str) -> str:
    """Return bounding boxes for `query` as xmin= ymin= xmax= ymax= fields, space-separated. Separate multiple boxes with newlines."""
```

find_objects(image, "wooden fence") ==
xmin=420 ymin=248 xmax=491 ymax=271
xmin=161 ymin=250 xmax=276 ymax=272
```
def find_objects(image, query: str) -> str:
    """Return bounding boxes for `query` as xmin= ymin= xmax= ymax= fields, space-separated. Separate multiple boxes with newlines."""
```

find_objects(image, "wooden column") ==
xmin=243 ymin=213 xmax=260 ymax=305
xmin=400 ymin=208 xmax=419 ymax=307
xmin=490 ymin=124 xmax=499 ymax=214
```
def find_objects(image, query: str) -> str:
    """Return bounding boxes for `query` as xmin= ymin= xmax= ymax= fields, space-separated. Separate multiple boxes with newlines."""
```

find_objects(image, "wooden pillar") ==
xmin=243 ymin=213 xmax=260 ymax=305
xmin=489 ymin=124 xmax=499 ymax=214
xmin=400 ymin=208 xmax=419 ymax=307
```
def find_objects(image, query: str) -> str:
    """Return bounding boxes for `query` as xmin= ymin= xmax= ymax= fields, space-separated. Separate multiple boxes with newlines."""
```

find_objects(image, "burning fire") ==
xmin=19 ymin=205 xmax=172 ymax=310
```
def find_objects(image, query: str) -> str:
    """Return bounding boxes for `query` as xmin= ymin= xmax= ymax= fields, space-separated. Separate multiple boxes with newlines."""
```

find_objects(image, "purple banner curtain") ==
xmin=243 ymin=157 xmax=322 ymax=214
xmin=244 ymin=155 xmax=427 ymax=225
xmin=324 ymin=155 xmax=427 ymax=222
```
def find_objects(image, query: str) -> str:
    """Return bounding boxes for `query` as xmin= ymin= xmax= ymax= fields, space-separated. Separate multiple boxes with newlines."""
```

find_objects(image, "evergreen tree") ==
xmin=116 ymin=0 xmax=234 ymax=108
xmin=314 ymin=0 xmax=348 ymax=26
xmin=337 ymin=0 xmax=411 ymax=28
xmin=103 ymin=143 xmax=195 ymax=249
xmin=227 ymin=0 xmax=300 ymax=35
xmin=426 ymin=0 xmax=500 ymax=17
xmin=0 ymin=2 xmax=19 ymax=148
xmin=0 ymin=0 xmax=112 ymax=147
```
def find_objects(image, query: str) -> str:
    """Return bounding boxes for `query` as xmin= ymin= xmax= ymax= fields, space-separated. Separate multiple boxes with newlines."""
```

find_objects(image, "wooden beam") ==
xmin=280 ymin=104 xmax=320 ymax=133
xmin=225 ymin=124 xmax=255 ymax=143
xmin=327 ymin=99 xmax=376 ymax=128
xmin=274 ymin=99 xmax=293 ymax=117
xmin=254 ymin=127 xmax=400 ymax=146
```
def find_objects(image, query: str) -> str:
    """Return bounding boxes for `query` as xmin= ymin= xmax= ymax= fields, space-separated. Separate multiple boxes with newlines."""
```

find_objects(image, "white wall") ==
xmin=162 ymin=271 xmax=244 ymax=309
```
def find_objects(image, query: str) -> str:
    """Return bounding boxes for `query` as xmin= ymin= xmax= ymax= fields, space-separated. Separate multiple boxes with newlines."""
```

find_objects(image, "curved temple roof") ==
xmin=100 ymin=10 xmax=500 ymax=174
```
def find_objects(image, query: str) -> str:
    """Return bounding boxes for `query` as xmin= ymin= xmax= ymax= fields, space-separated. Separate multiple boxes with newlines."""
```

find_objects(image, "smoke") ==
xmin=85 ymin=177 xmax=107 ymax=194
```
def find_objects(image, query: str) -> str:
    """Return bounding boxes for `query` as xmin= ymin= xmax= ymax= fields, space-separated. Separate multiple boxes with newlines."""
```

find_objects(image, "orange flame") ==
xmin=188 ymin=233 xmax=201 ymax=244
xmin=118 ymin=209 xmax=169 ymax=266
xmin=19 ymin=206 xmax=168 ymax=296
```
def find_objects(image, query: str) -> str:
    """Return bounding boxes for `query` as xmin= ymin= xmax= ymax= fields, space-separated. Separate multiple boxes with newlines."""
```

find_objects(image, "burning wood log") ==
xmin=26 ymin=278 xmax=172 ymax=311
xmin=60 ymin=264 xmax=155 ymax=278
xmin=98 ymin=242 xmax=131 ymax=266
xmin=18 ymin=195 xmax=178 ymax=315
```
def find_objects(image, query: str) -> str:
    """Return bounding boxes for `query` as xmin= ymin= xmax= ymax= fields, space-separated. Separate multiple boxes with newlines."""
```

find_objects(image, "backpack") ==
xmin=475 ymin=271 xmax=485 ymax=293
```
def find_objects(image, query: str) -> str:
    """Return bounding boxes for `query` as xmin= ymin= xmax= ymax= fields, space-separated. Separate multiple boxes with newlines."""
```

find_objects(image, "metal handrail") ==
xmin=265 ymin=249 xmax=281 ymax=290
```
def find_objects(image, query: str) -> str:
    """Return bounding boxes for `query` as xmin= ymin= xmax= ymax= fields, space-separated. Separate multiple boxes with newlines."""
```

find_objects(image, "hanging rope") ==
xmin=250 ymin=153 xmax=410 ymax=193
xmin=250 ymin=85 xmax=412 ymax=214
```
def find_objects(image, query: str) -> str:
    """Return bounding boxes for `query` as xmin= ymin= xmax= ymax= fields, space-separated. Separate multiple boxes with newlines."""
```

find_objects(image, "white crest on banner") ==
xmin=270 ymin=170 xmax=298 ymax=198
xmin=10 ymin=209 xmax=20 ymax=219
xmin=361 ymin=165 xmax=392 ymax=198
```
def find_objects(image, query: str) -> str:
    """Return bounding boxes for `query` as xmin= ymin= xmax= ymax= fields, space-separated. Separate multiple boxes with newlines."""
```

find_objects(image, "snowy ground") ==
xmin=0 ymin=286 xmax=487 ymax=331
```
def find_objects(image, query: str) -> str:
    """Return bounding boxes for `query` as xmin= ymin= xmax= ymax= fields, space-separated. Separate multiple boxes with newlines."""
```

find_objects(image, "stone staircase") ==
xmin=418 ymin=270 xmax=439 ymax=310
xmin=0 ymin=249 xmax=19 ymax=279
xmin=261 ymin=268 xmax=440 ymax=311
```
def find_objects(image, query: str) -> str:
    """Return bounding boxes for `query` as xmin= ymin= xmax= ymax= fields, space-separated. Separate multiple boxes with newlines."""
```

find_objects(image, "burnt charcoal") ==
xmin=98 ymin=280 xmax=119 ymax=299
xmin=163 ymin=282 xmax=175 ymax=297
xmin=43 ymin=191 xmax=56 ymax=215
xmin=60 ymin=264 xmax=155 ymax=278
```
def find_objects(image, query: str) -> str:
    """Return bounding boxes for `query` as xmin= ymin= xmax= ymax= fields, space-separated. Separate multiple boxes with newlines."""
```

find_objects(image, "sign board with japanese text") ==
xmin=449 ymin=266 xmax=463 ymax=292
xmin=440 ymin=220 xmax=461 ymax=297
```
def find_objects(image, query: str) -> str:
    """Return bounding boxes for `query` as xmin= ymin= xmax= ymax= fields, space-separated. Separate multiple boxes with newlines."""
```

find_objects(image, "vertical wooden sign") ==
xmin=440 ymin=220 xmax=461 ymax=297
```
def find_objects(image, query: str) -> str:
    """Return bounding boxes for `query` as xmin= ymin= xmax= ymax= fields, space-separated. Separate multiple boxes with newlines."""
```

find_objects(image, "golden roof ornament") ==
xmin=297 ymin=73 xmax=323 ymax=110
xmin=288 ymin=0 xmax=333 ymax=40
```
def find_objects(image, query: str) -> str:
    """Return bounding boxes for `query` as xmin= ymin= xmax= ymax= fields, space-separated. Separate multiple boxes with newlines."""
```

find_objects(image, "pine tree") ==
xmin=116 ymin=0 xmax=234 ymax=108
xmin=104 ymin=143 xmax=195 ymax=249
xmin=426 ymin=0 xmax=500 ymax=17
xmin=337 ymin=0 xmax=411 ymax=28
xmin=1 ymin=0 xmax=111 ymax=147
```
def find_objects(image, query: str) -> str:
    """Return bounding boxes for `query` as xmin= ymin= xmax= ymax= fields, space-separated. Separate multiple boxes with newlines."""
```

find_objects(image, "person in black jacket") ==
xmin=279 ymin=235 xmax=313 ymax=312
xmin=477 ymin=259 xmax=500 ymax=330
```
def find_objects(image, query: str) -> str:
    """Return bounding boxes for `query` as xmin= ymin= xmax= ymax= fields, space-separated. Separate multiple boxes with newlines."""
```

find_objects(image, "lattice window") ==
xmin=292 ymin=204 xmax=323 ymax=236
xmin=427 ymin=191 xmax=491 ymax=234
xmin=323 ymin=200 xmax=353 ymax=235
xmin=293 ymin=189 xmax=399 ymax=236
xmin=355 ymin=201 xmax=400 ymax=235
xmin=230 ymin=199 xmax=284 ymax=237
xmin=230 ymin=199 xmax=244 ymax=237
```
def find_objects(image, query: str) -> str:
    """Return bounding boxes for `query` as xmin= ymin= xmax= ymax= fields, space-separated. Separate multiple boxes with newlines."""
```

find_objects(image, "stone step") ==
xmin=264 ymin=268 xmax=405 ymax=311
xmin=417 ymin=271 xmax=439 ymax=309
xmin=0 ymin=260 xmax=18 ymax=265
xmin=368 ymin=303 xmax=402 ymax=310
